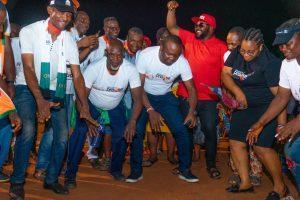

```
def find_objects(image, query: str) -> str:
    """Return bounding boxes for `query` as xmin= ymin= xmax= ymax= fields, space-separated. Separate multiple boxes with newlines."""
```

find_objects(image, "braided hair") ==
xmin=244 ymin=28 xmax=264 ymax=45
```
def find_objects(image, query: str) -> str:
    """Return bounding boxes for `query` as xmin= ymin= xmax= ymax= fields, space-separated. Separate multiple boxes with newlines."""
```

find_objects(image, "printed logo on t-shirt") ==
xmin=145 ymin=73 xmax=171 ymax=82
xmin=232 ymin=69 xmax=254 ymax=81
xmin=92 ymin=85 xmax=124 ymax=92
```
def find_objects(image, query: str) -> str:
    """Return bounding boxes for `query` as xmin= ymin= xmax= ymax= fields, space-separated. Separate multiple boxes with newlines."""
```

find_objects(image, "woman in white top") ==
xmin=248 ymin=18 xmax=300 ymax=197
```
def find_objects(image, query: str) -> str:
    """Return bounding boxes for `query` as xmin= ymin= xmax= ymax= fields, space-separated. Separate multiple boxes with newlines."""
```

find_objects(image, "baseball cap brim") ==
xmin=50 ymin=4 xmax=74 ymax=13
xmin=272 ymin=32 xmax=294 ymax=46
xmin=191 ymin=17 xmax=200 ymax=24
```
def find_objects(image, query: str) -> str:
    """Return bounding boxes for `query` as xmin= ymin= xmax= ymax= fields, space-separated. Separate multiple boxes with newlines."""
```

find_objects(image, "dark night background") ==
xmin=7 ymin=0 xmax=299 ymax=54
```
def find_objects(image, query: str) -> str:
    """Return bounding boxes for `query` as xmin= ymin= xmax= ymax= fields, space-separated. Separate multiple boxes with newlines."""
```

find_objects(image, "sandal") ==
xmin=226 ymin=184 xmax=254 ymax=193
xmin=265 ymin=186 xmax=293 ymax=200
xmin=207 ymin=167 xmax=221 ymax=179
xmin=142 ymin=158 xmax=158 ymax=167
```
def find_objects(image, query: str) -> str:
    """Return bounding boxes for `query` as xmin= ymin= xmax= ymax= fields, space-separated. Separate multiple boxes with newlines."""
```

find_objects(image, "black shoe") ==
xmin=226 ymin=185 xmax=254 ymax=193
xmin=9 ymin=183 xmax=24 ymax=200
xmin=44 ymin=182 xmax=69 ymax=194
xmin=111 ymin=173 xmax=126 ymax=181
xmin=65 ymin=179 xmax=77 ymax=189
xmin=125 ymin=173 xmax=143 ymax=183
xmin=178 ymin=170 xmax=199 ymax=183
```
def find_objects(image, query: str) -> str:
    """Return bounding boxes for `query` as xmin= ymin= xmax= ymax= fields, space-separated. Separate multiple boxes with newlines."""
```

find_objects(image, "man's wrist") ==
xmin=146 ymin=106 xmax=154 ymax=113
xmin=188 ymin=109 xmax=197 ymax=115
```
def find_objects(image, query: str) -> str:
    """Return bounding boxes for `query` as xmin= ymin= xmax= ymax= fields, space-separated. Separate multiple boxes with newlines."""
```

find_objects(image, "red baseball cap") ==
xmin=191 ymin=13 xmax=216 ymax=29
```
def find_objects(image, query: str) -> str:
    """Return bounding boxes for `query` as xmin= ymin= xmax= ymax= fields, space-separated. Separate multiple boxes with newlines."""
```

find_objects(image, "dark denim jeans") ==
xmin=179 ymin=97 xmax=218 ymax=169
xmin=35 ymin=94 xmax=74 ymax=170
xmin=285 ymin=134 xmax=300 ymax=190
xmin=11 ymin=85 xmax=68 ymax=184
xmin=65 ymin=101 xmax=128 ymax=180
xmin=131 ymin=92 xmax=192 ymax=176
xmin=0 ymin=118 xmax=12 ymax=168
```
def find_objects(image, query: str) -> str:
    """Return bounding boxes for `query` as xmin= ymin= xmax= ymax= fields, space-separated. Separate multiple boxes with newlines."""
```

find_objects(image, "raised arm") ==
xmin=166 ymin=1 xmax=179 ymax=36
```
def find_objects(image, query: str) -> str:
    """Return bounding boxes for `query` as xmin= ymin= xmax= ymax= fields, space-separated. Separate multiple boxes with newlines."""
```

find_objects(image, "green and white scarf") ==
xmin=39 ymin=18 xmax=67 ymax=99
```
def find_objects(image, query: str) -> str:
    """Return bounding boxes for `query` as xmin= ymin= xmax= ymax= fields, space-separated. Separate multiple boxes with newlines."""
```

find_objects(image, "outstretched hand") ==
xmin=246 ymin=122 xmax=264 ymax=146
xmin=276 ymin=118 xmax=300 ymax=142
xmin=9 ymin=112 xmax=22 ymax=134
xmin=36 ymin=100 xmax=60 ymax=123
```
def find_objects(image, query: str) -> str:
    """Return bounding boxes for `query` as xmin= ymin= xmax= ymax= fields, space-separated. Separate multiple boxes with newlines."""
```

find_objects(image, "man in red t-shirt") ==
xmin=166 ymin=1 xmax=227 ymax=179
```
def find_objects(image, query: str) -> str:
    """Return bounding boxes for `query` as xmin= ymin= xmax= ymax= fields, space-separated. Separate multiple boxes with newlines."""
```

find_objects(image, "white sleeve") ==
xmin=83 ymin=62 xmax=99 ymax=88
xmin=128 ymin=67 xmax=141 ymax=89
xmin=88 ymin=39 xmax=105 ymax=63
xmin=136 ymin=52 xmax=147 ymax=74
xmin=279 ymin=64 xmax=290 ymax=89
xmin=19 ymin=26 xmax=34 ymax=54
xmin=179 ymin=57 xmax=193 ymax=81
xmin=66 ymin=33 xmax=80 ymax=65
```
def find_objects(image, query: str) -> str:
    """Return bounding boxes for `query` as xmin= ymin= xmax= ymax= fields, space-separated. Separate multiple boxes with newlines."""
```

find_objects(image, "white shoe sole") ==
xmin=178 ymin=175 xmax=199 ymax=183
xmin=125 ymin=176 xmax=143 ymax=183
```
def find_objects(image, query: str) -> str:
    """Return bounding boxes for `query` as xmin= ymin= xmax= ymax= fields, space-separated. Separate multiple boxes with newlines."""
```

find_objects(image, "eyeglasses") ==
xmin=239 ymin=48 xmax=259 ymax=57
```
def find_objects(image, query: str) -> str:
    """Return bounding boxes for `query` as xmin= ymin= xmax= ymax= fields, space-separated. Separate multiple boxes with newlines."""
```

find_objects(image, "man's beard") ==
xmin=195 ymin=29 xmax=209 ymax=39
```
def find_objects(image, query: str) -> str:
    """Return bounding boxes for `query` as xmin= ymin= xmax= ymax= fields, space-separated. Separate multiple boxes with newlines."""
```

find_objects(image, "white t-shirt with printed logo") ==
xmin=136 ymin=46 xmax=193 ymax=95
xmin=84 ymin=57 xmax=141 ymax=110
xmin=279 ymin=59 xmax=300 ymax=101
xmin=18 ymin=20 xmax=79 ymax=90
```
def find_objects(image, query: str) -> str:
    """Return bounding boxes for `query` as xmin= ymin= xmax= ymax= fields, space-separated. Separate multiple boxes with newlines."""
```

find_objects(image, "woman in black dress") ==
xmin=222 ymin=28 xmax=288 ymax=199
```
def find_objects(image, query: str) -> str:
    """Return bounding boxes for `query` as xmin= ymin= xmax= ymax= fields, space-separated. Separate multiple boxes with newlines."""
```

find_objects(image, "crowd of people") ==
xmin=0 ymin=0 xmax=299 ymax=199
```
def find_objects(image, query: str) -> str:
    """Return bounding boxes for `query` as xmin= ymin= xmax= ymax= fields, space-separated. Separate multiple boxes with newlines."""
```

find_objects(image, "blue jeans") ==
xmin=35 ymin=129 xmax=53 ymax=170
xmin=285 ymin=134 xmax=300 ymax=190
xmin=0 ymin=118 xmax=13 ymax=168
xmin=65 ymin=101 xmax=127 ymax=179
xmin=131 ymin=92 xmax=192 ymax=176
xmin=35 ymin=94 xmax=73 ymax=170
xmin=179 ymin=97 xmax=218 ymax=169
xmin=11 ymin=85 xmax=68 ymax=184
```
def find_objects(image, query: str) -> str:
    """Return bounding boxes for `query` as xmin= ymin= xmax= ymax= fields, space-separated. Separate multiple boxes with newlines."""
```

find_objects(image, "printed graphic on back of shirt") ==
xmin=232 ymin=69 xmax=254 ymax=81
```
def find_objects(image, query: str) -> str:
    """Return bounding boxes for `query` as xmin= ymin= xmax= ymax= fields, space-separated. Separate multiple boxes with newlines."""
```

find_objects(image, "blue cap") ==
xmin=49 ymin=0 xmax=75 ymax=13
xmin=273 ymin=23 xmax=300 ymax=46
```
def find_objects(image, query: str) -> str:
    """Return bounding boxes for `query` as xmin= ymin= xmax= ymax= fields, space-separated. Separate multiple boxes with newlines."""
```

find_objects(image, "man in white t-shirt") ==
xmin=9 ymin=1 xmax=97 ymax=199
xmin=86 ymin=16 xmax=122 ymax=64
xmin=81 ymin=16 xmax=123 ymax=171
xmin=65 ymin=39 xmax=142 ymax=187
xmin=126 ymin=35 xmax=198 ymax=183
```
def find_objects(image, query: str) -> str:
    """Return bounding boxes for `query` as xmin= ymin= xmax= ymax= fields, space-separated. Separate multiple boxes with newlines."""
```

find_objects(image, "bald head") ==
xmin=159 ymin=35 xmax=183 ymax=66
xmin=106 ymin=39 xmax=124 ymax=70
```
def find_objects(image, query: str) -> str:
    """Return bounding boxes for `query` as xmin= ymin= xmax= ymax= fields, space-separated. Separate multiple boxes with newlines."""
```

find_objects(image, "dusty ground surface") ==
xmin=0 ymin=151 xmax=299 ymax=200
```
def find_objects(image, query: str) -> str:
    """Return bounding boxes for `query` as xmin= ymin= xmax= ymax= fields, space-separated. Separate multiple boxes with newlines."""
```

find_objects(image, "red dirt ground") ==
xmin=0 ymin=152 xmax=299 ymax=200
